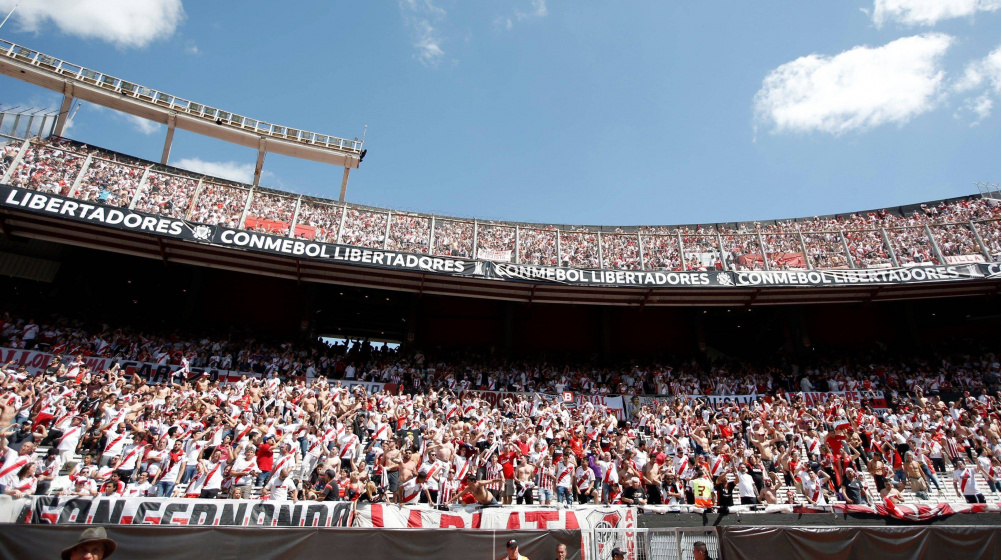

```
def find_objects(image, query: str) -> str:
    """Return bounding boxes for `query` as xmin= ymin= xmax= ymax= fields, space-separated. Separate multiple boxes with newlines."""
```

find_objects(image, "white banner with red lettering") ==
xmin=480 ymin=505 xmax=635 ymax=531
xmin=354 ymin=504 xmax=482 ymax=528
xmin=354 ymin=504 xmax=636 ymax=531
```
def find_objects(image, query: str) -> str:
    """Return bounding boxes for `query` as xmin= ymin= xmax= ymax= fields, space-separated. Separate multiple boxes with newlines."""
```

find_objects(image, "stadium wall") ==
xmin=0 ymin=525 xmax=583 ymax=560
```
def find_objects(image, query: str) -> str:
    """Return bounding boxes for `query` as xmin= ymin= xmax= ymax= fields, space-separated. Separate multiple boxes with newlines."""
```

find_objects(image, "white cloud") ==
xmin=412 ymin=19 xmax=446 ymax=67
xmin=0 ymin=0 xmax=185 ymax=49
xmin=753 ymin=34 xmax=953 ymax=136
xmin=497 ymin=0 xmax=548 ymax=31
xmin=872 ymin=0 xmax=1000 ymax=27
xmin=123 ymin=114 xmax=162 ymax=135
xmin=399 ymin=0 xmax=447 ymax=67
xmin=952 ymin=47 xmax=1001 ymax=124
xmin=184 ymin=40 xmax=200 ymax=56
xmin=173 ymin=158 xmax=256 ymax=183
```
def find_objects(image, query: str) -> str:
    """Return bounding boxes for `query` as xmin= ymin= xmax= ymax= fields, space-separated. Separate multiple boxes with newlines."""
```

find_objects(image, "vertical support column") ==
xmin=383 ymin=211 xmax=391 ymax=250
xmin=637 ymin=232 xmax=646 ymax=270
xmin=716 ymin=233 xmax=728 ymax=271
xmin=0 ymin=138 xmax=31 ymax=184
xmin=757 ymin=232 xmax=770 ymax=271
xmin=924 ymin=224 xmax=946 ymax=265
xmin=238 ymin=188 xmax=253 ymax=229
xmin=289 ymin=196 xmax=302 ymax=238
xmin=514 ymin=226 xmax=520 ymax=264
xmin=880 ymin=228 xmax=899 ymax=267
xmin=24 ymin=113 xmax=37 ymax=138
xmin=336 ymin=206 xmax=347 ymax=244
xmin=252 ymin=139 xmax=266 ymax=187
xmin=338 ymin=167 xmax=350 ymax=202
xmin=428 ymin=216 xmax=435 ymax=255
xmin=52 ymin=84 xmax=74 ymax=138
xmin=9 ymin=113 xmax=22 ymax=137
xmin=677 ymin=231 xmax=686 ymax=271
xmin=556 ymin=229 xmax=562 ymax=266
xmin=68 ymin=154 xmax=93 ymax=197
xmin=969 ymin=220 xmax=992 ymax=261
xmin=597 ymin=231 xmax=604 ymax=269
xmin=472 ymin=219 xmax=478 ymax=259
xmin=160 ymin=112 xmax=177 ymax=165
xmin=840 ymin=231 xmax=856 ymax=269
xmin=797 ymin=230 xmax=812 ymax=270
xmin=185 ymin=178 xmax=204 ymax=220
xmin=129 ymin=167 xmax=151 ymax=210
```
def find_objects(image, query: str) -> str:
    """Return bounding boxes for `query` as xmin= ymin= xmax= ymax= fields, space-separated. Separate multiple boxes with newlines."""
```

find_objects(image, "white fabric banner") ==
xmin=353 ymin=503 xmax=480 ymax=528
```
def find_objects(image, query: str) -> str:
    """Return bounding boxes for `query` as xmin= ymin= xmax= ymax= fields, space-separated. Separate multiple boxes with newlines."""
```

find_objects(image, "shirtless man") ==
xmin=381 ymin=439 xmax=404 ymax=495
xmin=514 ymin=457 xmax=536 ymax=505
xmin=642 ymin=453 xmax=663 ymax=505
xmin=448 ymin=472 xmax=503 ymax=506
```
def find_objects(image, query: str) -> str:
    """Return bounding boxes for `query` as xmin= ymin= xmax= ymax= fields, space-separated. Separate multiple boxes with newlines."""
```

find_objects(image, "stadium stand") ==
xmin=2 ymin=136 xmax=997 ymax=273
xmin=0 ymin=310 xmax=998 ymax=511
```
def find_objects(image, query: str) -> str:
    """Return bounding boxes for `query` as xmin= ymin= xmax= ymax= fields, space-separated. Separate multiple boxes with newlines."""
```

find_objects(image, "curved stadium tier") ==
xmin=0 ymin=135 xmax=998 ymax=306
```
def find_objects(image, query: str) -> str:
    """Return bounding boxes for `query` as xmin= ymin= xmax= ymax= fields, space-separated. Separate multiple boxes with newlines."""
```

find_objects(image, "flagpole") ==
xmin=0 ymin=3 xmax=19 ymax=31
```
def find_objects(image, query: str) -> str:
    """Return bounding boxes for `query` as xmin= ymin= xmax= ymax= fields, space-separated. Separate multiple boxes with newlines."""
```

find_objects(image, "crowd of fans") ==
xmin=132 ymin=171 xmax=199 ymax=220
xmin=188 ymin=184 xmax=249 ymax=228
xmin=340 ymin=208 xmax=387 ymax=249
xmin=73 ymin=158 xmax=142 ymax=209
xmin=0 ymin=310 xmax=998 ymax=510
xmin=386 ymin=213 xmax=431 ymax=255
xmin=560 ymin=230 xmax=600 ymax=269
xmin=432 ymin=219 xmax=474 ymax=259
xmin=295 ymin=200 xmax=343 ymax=243
xmin=476 ymin=224 xmax=516 ymax=262
xmin=518 ymin=228 xmax=559 ymax=267
xmin=245 ymin=192 xmax=297 ymax=235
xmin=601 ymin=233 xmax=641 ymax=270
xmin=2 ymin=137 xmax=999 ymax=272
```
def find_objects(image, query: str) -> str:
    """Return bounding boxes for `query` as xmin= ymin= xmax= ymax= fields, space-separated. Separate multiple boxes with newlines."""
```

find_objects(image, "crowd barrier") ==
xmin=5 ymin=496 xmax=998 ymax=527
xmin=0 ymin=524 xmax=583 ymax=560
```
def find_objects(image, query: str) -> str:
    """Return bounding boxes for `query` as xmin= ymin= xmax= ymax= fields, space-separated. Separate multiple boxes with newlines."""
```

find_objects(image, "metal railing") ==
xmin=0 ymin=39 xmax=363 ymax=154
xmin=590 ymin=528 xmax=719 ymax=560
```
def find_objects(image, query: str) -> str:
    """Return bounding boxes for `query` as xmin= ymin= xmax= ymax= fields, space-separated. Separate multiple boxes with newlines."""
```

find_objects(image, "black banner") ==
xmin=2 ymin=184 xmax=999 ymax=289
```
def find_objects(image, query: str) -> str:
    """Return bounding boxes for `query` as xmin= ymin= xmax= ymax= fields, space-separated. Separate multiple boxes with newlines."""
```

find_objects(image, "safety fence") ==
xmin=591 ymin=527 xmax=718 ymax=560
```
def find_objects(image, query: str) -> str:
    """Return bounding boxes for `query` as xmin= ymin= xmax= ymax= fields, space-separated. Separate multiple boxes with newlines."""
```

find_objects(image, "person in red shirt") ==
xmin=255 ymin=436 xmax=275 ymax=486
xmin=498 ymin=442 xmax=518 ymax=505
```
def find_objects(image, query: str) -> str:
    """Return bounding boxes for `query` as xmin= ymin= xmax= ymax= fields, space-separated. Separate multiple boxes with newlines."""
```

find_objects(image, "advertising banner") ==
xmin=2 ymin=184 xmax=999 ymax=289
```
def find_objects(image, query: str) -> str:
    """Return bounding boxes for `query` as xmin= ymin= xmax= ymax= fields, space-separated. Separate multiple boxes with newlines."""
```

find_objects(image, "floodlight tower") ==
xmin=0 ymin=39 xmax=365 ymax=199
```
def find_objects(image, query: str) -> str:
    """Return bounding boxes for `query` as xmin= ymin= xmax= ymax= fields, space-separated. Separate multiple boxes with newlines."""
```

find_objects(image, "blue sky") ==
xmin=0 ymin=0 xmax=998 ymax=226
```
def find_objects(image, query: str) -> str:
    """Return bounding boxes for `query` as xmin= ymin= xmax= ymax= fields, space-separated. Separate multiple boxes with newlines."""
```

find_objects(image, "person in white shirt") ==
xmin=0 ymin=434 xmax=36 ymax=498
xmin=953 ymin=459 xmax=986 ymax=503
xmin=735 ymin=464 xmax=759 ymax=505
xmin=198 ymin=448 xmax=226 ymax=499
xmin=575 ymin=464 xmax=597 ymax=504
xmin=56 ymin=416 xmax=86 ymax=463
xmin=126 ymin=471 xmax=153 ymax=497
xmin=230 ymin=446 xmax=259 ymax=498
xmin=264 ymin=466 xmax=297 ymax=501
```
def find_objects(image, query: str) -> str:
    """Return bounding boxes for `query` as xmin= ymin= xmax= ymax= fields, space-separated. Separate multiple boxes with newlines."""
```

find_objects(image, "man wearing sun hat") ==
xmin=61 ymin=526 xmax=117 ymax=560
